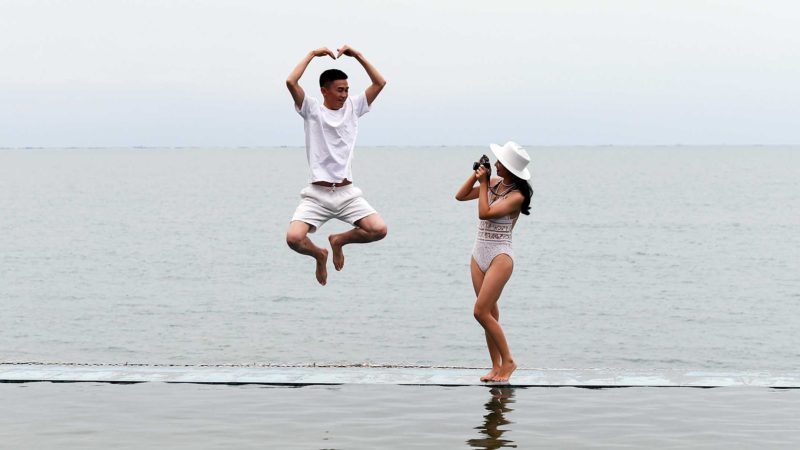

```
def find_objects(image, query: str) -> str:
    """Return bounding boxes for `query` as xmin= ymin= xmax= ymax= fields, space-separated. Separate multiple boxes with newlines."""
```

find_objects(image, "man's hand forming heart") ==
xmin=311 ymin=47 xmax=336 ymax=59
xmin=336 ymin=45 xmax=361 ymax=59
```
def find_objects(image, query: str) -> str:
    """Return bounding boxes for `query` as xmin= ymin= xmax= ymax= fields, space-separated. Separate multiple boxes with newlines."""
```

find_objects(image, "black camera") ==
xmin=473 ymin=154 xmax=492 ymax=177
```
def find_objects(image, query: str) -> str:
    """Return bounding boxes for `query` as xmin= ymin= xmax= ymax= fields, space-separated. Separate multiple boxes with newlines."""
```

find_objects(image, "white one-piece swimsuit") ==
xmin=472 ymin=182 xmax=516 ymax=272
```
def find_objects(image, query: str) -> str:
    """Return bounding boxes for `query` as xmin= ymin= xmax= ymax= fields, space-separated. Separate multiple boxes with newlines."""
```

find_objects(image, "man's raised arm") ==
xmin=286 ymin=47 xmax=336 ymax=109
xmin=337 ymin=45 xmax=387 ymax=106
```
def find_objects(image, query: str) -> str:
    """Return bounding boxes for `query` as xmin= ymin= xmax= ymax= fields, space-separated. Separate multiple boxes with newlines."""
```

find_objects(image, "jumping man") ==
xmin=285 ymin=45 xmax=388 ymax=285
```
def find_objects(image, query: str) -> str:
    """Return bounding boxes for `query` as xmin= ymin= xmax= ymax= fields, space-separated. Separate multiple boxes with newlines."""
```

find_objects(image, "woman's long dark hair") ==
xmin=511 ymin=173 xmax=533 ymax=215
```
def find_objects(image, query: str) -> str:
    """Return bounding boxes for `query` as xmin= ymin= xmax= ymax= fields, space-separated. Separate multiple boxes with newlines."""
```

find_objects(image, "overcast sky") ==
xmin=2 ymin=0 xmax=799 ymax=146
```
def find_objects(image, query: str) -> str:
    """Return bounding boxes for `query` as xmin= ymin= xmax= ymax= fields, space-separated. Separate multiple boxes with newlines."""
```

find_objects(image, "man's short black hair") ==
xmin=319 ymin=69 xmax=348 ymax=88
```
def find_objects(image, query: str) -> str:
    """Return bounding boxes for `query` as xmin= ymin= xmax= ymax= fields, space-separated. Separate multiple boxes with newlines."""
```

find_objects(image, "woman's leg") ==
xmin=471 ymin=258 xmax=502 ymax=382
xmin=473 ymin=254 xmax=517 ymax=382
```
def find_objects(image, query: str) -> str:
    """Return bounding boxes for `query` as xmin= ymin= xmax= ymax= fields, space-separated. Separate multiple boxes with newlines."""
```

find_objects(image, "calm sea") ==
xmin=2 ymin=146 xmax=799 ymax=447
xmin=3 ymin=383 xmax=799 ymax=449
xmin=2 ymin=146 xmax=798 ymax=370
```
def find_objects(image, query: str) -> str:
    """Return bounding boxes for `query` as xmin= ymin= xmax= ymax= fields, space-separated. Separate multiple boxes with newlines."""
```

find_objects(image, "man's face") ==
xmin=321 ymin=79 xmax=349 ymax=110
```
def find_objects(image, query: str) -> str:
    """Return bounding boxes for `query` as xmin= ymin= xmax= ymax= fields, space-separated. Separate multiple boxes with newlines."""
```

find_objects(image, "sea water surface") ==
xmin=2 ymin=383 xmax=799 ymax=449
xmin=2 ymin=146 xmax=800 ymax=448
xmin=2 ymin=146 xmax=798 ymax=370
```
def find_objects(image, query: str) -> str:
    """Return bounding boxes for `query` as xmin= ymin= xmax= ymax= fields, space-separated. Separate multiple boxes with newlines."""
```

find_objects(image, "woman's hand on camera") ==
xmin=475 ymin=165 xmax=490 ymax=184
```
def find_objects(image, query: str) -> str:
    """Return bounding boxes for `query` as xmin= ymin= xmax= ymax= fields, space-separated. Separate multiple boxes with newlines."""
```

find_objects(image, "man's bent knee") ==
xmin=356 ymin=215 xmax=388 ymax=241
xmin=286 ymin=232 xmax=303 ymax=249
xmin=371 ymin=223 xmax=388 ymax=241
xmin=286 ymin=225 xmax=309 ymax=250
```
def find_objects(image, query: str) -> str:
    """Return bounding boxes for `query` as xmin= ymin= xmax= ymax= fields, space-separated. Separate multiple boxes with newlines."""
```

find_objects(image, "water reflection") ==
xmin=466 ymin=387 xmax=517 ymax=449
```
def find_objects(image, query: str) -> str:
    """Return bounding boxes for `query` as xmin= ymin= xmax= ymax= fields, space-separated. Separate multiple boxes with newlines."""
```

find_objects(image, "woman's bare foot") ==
xmin=491 ymin=360 xmax=517 ymax=382
xmin=315 ymin=249 xmax=329 ymax=285
xmin=328 ymin=234 xmax=345 ymax=271
xmin=480 ymin=368 xmax=500 ymax=382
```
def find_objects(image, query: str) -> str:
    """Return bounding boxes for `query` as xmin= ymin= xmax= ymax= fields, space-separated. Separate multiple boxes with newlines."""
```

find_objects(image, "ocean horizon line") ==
xmin=2 ymin=143 xmax=799 ymax=150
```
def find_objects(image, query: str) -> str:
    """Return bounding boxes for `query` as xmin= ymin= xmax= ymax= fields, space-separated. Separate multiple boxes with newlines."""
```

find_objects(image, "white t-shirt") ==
xmin=296 ymin=93 xmax=371 ymax=183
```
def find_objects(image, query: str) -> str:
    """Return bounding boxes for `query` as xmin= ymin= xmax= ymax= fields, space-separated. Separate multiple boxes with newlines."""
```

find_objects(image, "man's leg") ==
xmin=286 ymin=220 xmax=329 ymax=286
xmin=328 ymin=213 xmax=388 ymax=271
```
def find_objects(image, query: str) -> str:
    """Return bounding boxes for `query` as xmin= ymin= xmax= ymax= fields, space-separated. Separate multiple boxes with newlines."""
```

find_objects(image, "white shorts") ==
xmin=290 ymin=184 xmax=377 ymax=233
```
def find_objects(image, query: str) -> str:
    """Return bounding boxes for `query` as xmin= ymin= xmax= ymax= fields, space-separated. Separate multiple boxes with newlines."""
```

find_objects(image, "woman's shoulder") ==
xmin=506 ymin=189 xmax=526 ymax=203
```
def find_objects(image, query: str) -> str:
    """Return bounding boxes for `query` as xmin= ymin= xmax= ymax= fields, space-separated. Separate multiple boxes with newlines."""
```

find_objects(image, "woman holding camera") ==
xmin=455 ymin=141 xmax=533 ymax=382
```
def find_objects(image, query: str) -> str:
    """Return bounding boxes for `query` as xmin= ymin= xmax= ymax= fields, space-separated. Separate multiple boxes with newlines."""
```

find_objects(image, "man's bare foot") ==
xmin=492 ymin=360 xmax=517 ymax=382
xmin=315 ymin=249 xmax=329 ymax=285
xmin=328 ymin=234 xmax=345 ymax=271
xmin=480 ymin=368 xmax=500 ymax=382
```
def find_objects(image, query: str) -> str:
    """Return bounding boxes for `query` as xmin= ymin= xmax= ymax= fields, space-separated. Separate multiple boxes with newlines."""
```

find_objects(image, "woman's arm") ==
xmin=455 ymin=173 xmax=480 ymax=201
xmin=479 ymin=190 xmax=524 ymax=220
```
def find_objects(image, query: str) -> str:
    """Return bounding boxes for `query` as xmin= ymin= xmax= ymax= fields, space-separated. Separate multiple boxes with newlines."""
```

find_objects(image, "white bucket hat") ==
xmin=489 ymin=141 xmax=531 ymax=180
